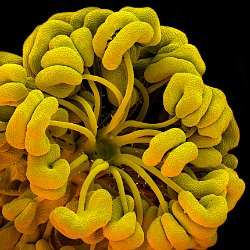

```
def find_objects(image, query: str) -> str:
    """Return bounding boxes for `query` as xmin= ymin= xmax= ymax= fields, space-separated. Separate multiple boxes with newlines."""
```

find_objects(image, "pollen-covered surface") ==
xmin=0 ymin=5 xmax=245 ymax=250
xmin=142 ymin=128 xmax=186 ymax=166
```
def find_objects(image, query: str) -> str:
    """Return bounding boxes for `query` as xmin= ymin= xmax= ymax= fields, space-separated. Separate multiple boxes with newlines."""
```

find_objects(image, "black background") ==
xmin=0 ymin=1 xmax=249 ymax=249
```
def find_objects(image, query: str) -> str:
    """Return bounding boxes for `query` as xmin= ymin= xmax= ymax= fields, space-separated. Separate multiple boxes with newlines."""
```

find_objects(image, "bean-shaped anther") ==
xmin=163 ymin=73 xmax=204 ymax=118
xmin=147 ymin=216 xmax=173 ymax=250
xmin=27 ymin=143 xmax=70 ymax=190
xmin=70 ymin=27 xmax=94 ymax=67
xmin=190 ymin=147 xmax=222 ymax=168
xmin=142 ymin=128 xmax=186 ymax=167
xmin=101 ymin=21 xmax=154 ymax=70
xmin=171 ymin=201 xmax=217 ymax=239
xmin=120 ymin=6 xmax=161 ymax=46
xmin=24 ymin=20 xmax=73 ymax=76
xmin=161 ymin=142 xmax=198 ymax=177
xmin=5 ymin=89 xmax=44 ymax=149
xmin=0 ymin=63 xmax=28 ymax=106
xmin=178 ymin=191 xmax=228 ymax=228
xmin=25 ymin=96 xmax=59 ymax=156
xmin=173 ymin=169 xmax=229 ymax=198
xmin=41 ymin=46 xmax=84 ymax=74
xmin=197 ymin=87 xmax=227 ymax=128
xmin=50 ymin=189 xmax=113 ymax=240
xmin=35 ymin=65 xmax=83 ymax=98
xmin=161 ymin=212 xmax=196 ymax=250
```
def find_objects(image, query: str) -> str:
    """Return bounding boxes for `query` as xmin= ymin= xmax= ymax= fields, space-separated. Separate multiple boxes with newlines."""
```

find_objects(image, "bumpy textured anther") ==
xmin=41 ymin=46 xmax=84 ymax=74
xmin=171 ymin=201 xmax=217 ymax=240
xmin=143 ymin=128 xmax=198 ymax=177
xmin=145 ymin=25 xmax=188 ymax=55
xmin=5 ymin=89 xmax=44 ymax=149
xmin=163 ymin=73 xmax=204 ymax=119
xmin=35 ymin=65 xmax=83 ymax=98
xmin=147 ymin=216 xmax=173 ymax=250
xmin=198 ymin=105 xmax=233 ymax=139
xmin=70 ymin=6 xmax=100 ymax=30
xmin=173 ymin=169 xmax=229 ymax=198
xmin=182 ymin=85 xmax=213 ymax=127
xmin=187 ymin=131 xmax=222 ymax=148
xmin=196 ymin=87 xmax=227 ymax=129
xmin=120 ymin=6 xmax=161 ymax=46
xmin=145 ymin=42 xmax=205 ymax=83
xmin=2 ymin=196 xmax=37 ymax=234
xmin=83 ymin=8 xmax=114 ymax=35
xmin=220 ymin=165 xmax=245 ymax=212
xmin=161 ymin=212 xmax=196 ymax=250
xmin=103 ymin=195 xmax=137 ymax=241
xmin=161 ymin=141 xmax=198 ymax=177
xmin=70 ymin=27 xmax=94 ymax=67
xmin=178 ymin=191 xmax=228 ymax=228
xmin=215 ymin=116 xmax=240 ymax=156
xmin=0 ymin=63 xmax=28 ymax=106
xmin=0 ymin=51 xmax=23 ymax=66
xmin=0 ymin=222 xmax=22 ymax=250
xmin=142 ymin=128 xmax=186 ymax=166
xmin=108 ymin=221 xmax=144 ymax=250
xmin=25 ymin=96 xmax=59 ymax=156
xmin=50 ymin=189 xmax=113 ymax=240
xmin=23 ymin=19 xmax=73 ymax=76
xmin=190 ymin=147 xmax=222 ymax=168
xmin=93 ymin=10 xmax=155 ymax=70
xmin=27 ymin=143 xmax=70 ymax=193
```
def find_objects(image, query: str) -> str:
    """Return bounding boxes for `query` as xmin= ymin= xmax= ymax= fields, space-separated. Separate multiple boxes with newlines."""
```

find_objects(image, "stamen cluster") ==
xmin=0 ymin=6 xmax=245 ymax=250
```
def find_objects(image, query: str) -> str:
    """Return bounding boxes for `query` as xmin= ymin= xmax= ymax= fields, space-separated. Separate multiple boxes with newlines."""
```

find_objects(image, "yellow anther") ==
xmin=24 ymin=20 xmax=73 ymax=76
xmin=0 ymin=51 xmax=23 ymax=66
xmin=187 ymin=132 xmax=222 ymax=148
xmin=161 ymin=212 xmax=196 ymax=250
xmin=6 ymin=89 xmax=44 ymax=149
xmin=35 ymin=65 xmax=82 ymax=98
xmin=25 ymin=96 xmax=58 ymax=156
xmin=84 ymin=8 xmax=114 ymax=35
xmin=221 ymin=165 xmax=245 ymax=212
xmin=173 ymin=169 xmax=229 ymax=198
xmin=178 ymin=191 xmax=228 ymax=228
xmin=142 ymin=128 xmax=186 ymax=167
xmin=147 ymin=216 xmax=173 ymax=250
xmin=41 ymin=46 xmax=84 ymax=74
xmin=198 ymin=105 xmax=233 ymax=138
xmin=70 ymin=27 xmax=94 ymax=67
xmin=0 ymin=222 xmax=22 ymax=249
xmin=172 ymin=201 xmax=217 ymax=239
xmin=50 ymin=189 xmax=113 ymax=240
xmin=103 ymin=196 xmax=137 ymax=241
xmin=161 ymin=141 xmax=198 ymax=177
xmin=27 ymin=143 xmax=70 ymax=191
xmin=163 ymin=73 xmax=204 ymax=118
xmin=190 ymin=147 xmax=222 ymax=168
xmin=70 ymin=6 xmax=100 ymax=30
xmin=182 ymin=85 xmax=213 ymax=127
xmin=0 ymin=63 xmax=28 ymax=106
xmin=120 ymin=6 xmax=162 ymax=46
xmin=197 ymin=87 xmax=227 ymax=128
xmin=215 ymin=116 xmax=240 ymax=156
